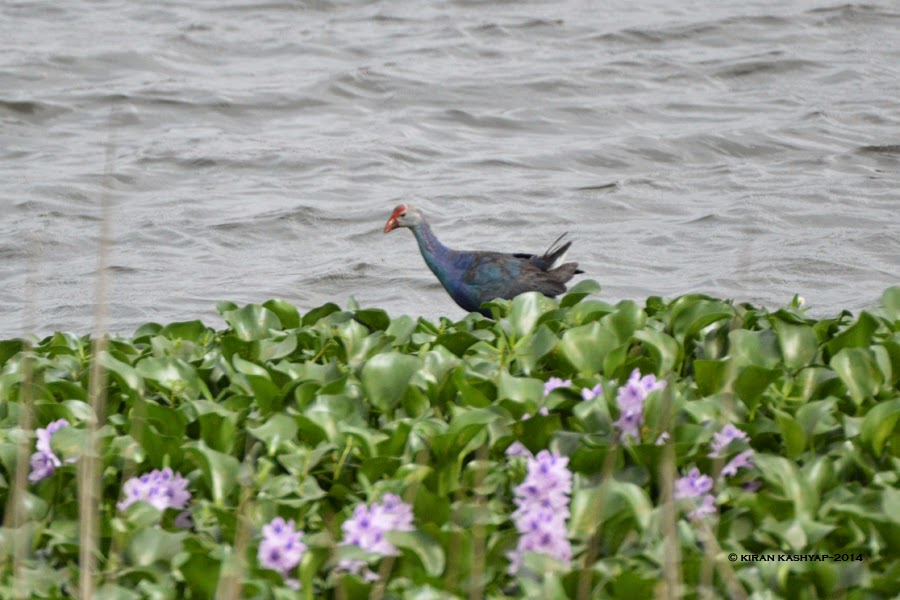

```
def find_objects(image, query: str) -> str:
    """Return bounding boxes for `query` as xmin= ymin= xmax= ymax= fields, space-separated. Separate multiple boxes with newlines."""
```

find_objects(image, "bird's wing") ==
xmin=461 ymin=252 xmax=569 ymax=301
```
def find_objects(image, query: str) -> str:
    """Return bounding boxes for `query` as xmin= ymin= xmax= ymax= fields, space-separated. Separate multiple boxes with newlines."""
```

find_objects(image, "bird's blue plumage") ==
xmin=397 ymin=211 xmax=582 ymax=317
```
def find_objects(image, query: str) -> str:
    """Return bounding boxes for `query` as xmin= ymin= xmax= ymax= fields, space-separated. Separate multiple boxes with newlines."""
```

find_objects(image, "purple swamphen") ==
xmin=384 ymin=204 xmax=583 ymax=317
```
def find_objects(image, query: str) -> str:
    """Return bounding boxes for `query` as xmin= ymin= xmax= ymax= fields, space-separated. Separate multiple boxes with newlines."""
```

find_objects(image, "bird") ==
xmin=383 ymin=204 xmax=583 ymax=317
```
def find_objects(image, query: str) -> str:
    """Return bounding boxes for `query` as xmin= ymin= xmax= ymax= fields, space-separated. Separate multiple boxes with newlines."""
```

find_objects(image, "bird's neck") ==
xmin=411 ymin=221 xmax=453 ymax=276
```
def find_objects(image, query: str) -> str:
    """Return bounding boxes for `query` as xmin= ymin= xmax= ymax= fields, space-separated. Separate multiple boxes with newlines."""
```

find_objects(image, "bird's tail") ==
xmin=542 ymin=233 xmax=573 ymax=269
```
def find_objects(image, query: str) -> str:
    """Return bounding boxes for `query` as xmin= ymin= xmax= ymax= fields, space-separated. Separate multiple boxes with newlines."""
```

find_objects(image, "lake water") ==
xmin=1 ymin=0 xmax=898 ymax=337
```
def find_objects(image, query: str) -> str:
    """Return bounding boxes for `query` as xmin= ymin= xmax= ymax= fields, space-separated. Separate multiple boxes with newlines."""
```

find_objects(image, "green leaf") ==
xmin=49 ymin=425 xmax=88 ymax=462
xmin=825 ymin=312 xmax=879 ymax=357
xmin=386 ymin=530 xmax=446 ymax=577
xmin=773 ymin=408 xmax=806 ymax=459
xmin=98 ymin=351 xmax=145 ymax=396
xmin=435 ymin=331 xmax=481 ymax=358
xmin=600 ymin=300 xmax=646 ymax=344
xmin=669 ymin=297 xmax=734 ymax=342
xmin=302 ymin=302 xmax=341 ymax=326
xmin=508 ymin=292 xmax=553 ymax=338
xmin=560 ymin=279 xmax=601 ymax=308
xmin=361 ymin=352 xmax=420 ymax=412
xmin=248 ymin=414 xmax=297 ymax=451
xmin=795 ymin=398 xmax=839 ymax=438
xmin=136 ymin=357 xmax=209 ymax=400
xmin=385 ymin=314 xmax=416 ymax=346
xmin=633 ymin=329 xmax=681 ymax=374
xmin=882 ymin=486 xmax=900 ymax=525
xmin=0 ymin=339 xmax=23 ymax=368
xmin=772 ymin=320 xmax=819 ymax=370
xmin=514 ymin=325 xmax=558 ymax=375
xmin=881 ymin=286 xmax=900 ymax=322
xmin=354 ymin=308 xmax=391 ymax=332
xmin=830 ymin=348 xmax=882 ymax=405
xmin=223 ymin=304 xmax=282 ymax=341
xmin=754 ymin=454 xmax=817 ymax=518
xmin=127 ymin=528 xmax=187 ymax=566
xmin=257 ymin=334 xmax=298 ymax=362
xmin=565 ymin=299 xmax=615 ymax=326
xmin=178 ymin=539 xmax=222 ymax=598
xmin=729 ymin=329 xmax=781 ymax=369
xmin=185 ymin=442 xmax=241 ymax=505
xmin=216 ymin=301 xmax=239 ymax=315
xmin=263 ymin=299 xmax=300 ymax=329
xmin=95 ymin=585 xmax=142 ymax=600
xmin=560 ymin=322 xmax=617 ymax=375
xmin=159 ymin=320 xmax=210 ymax=343
xmin=860 ymin=399 xmax=900 ymax=457
xmin=734 ymin=366 xmax=778 ymax=406
xmin=569 ymin=480 xmax=653 ymax=540
xmin=693 ymin=359 xmax=729 ymax=396
xmin=497 ymin=371 xmax=542 ymax=406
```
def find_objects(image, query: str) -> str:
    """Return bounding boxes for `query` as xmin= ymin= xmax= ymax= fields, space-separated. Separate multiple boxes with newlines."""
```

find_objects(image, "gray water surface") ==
xmin=1 ymin=0 xmax=898 ymax=337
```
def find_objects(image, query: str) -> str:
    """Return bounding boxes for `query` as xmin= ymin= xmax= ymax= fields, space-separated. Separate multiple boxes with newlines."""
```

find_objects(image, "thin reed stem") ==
xmin=77 ymin=112 xmax=117 ymax=600
xmin=369 ymin=448 xmax=430 ymax=600
xmin=467 ymin=444 xmax=490 ymax=600
xmin=575 ymin=439 xmax=619 ymax=600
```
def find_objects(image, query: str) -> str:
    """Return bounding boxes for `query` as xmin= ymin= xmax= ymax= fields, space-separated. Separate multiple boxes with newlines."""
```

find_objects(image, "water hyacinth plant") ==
xmin=543 ymin=377 xmax=571 ymax=396
xmin=338 ymin=494 xmax=415 ymax=581
xmin=580 ymin=383 xmax=602 ymax=401
xmin=28 ymin=419 xmax=73 ymax=483
xmin=258 ymin=517 xmax=307 ymax=588
xmin=0 ymin=282 xmax=897 ymax=598
xmin=508 ymin=450 xmax=573 ymax=574
xmin=612 ymin=369 xmax=666 ymax=443
xmin=708 ymin=423 xmax=750 ymax=458
xmin=673 ymin=424 xmax=757 ymax=521
xmin=117 ymin=467 xmax=192 ymax=512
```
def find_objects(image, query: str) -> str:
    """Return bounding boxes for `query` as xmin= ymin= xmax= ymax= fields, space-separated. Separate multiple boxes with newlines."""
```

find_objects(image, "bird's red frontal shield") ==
xmin=383 ymin=205 xmax=406 ymax=233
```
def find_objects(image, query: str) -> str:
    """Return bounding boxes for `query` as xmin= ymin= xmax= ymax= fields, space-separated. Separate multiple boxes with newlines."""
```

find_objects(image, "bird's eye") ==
xmin=400 ymin=212 xmax=407 ymax=217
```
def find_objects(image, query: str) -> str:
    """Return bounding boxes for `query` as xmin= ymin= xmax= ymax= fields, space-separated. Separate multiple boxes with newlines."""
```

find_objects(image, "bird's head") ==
xmin=383 ymin=204 xmax=424 ymax=233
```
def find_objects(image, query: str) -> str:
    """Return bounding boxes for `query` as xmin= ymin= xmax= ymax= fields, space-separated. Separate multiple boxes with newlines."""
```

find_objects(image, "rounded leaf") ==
xmin=560 ymin=279 xmax=602 ymax=308
xmin=222 ymin=304 xmax=282 ymax=341
xmin=860 ymin=399 xmax=900 ymax=457
xmin=560 ymin=322 xmax=617 ymax=375
xmin=386 ymin=530 xmax=446 ymax=577
xmin=830 ymin=347 xmax=882 ymax=405
xmin=361 ymin=352 xmax=420 ymax=412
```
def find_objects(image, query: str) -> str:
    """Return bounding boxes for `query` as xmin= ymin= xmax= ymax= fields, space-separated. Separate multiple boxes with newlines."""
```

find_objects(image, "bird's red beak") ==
xmin=383 ymin=205 xmax=406 ymax=233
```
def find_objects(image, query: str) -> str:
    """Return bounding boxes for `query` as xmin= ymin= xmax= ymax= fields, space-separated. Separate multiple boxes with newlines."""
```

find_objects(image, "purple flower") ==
xmin=543 ymin=377 xmax=571 ymax=396
xmin=614 ymin=407 xmax=643 ymax=443
xmin=674 ymin=467 xmax=713 ymax=500
xmin=370 ymin=493 xmax=414 ymax=533
xmin=338 ymin=559 xmax=380 ymax=582
xmin=174 ymin=510 xmax=193 ymax=529
xmin=29 ymin=419 xmax=73 ymax=483
xmin=581 ymin=383 xmax=603 ymax=401
xmin=613 ymin=370 xmax=666 ymax=444
xmin=507 ymin=450 xmax=573 ymax=574
xmin=721 ymin=450 xmax=755 ymax=478
xmin=742 ymin=480 xmax=762 ymax=493
xmin=688 ymin=494 xmax=717 ymax=520
xmin=338 ymin=494 xmax=415 ymax=580
xmin=676 ymin=468 xmax=718 ymax=520
xmin=708 ymin=424 xmax=749 ymax=458
xmin=506 ymin=441 xmax=533 ymax=458
xmin=117 ymin=467 xmax=191 ymax=512
xmin=258 ymin=517 xmax=306 ymax=583
xmin=29 ymin=452 xmax=59 ymax=483
xmin=521 ymin=406 xmax=549 ymax=421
